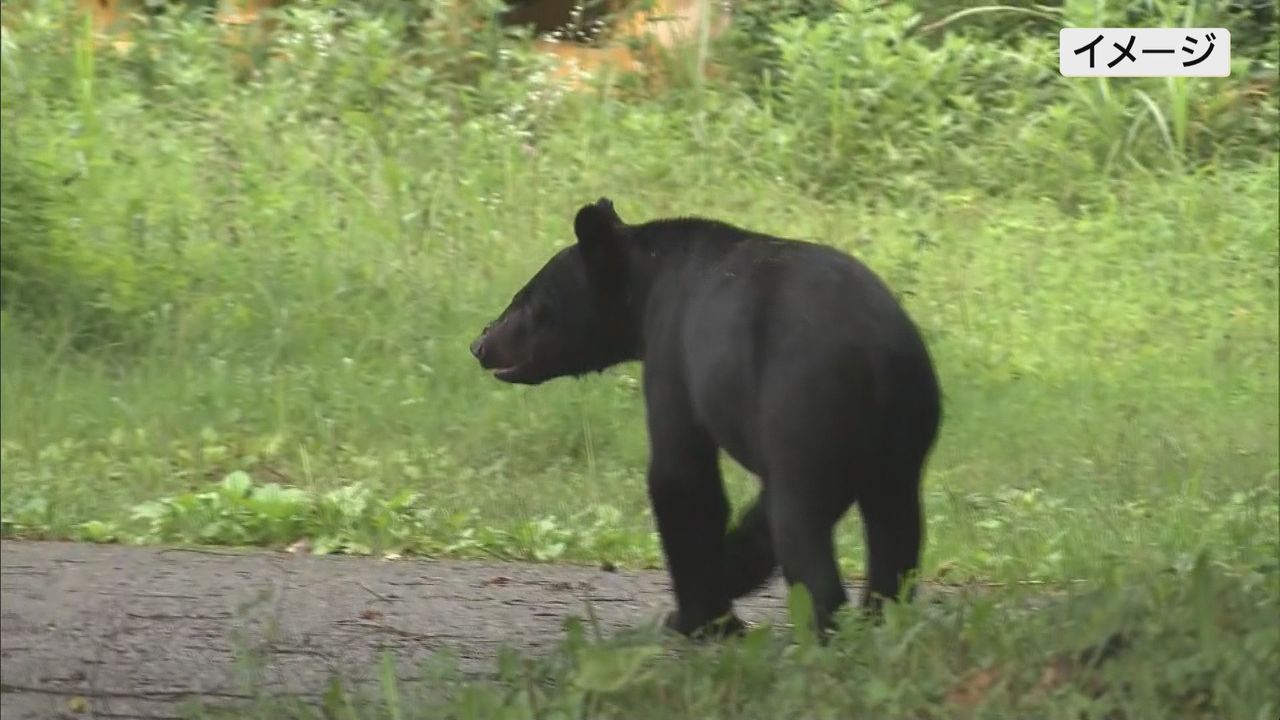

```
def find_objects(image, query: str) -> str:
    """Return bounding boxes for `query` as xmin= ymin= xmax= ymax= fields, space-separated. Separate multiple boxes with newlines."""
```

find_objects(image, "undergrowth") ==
xmin=192 ymin=553 xmax=1279 ymax=719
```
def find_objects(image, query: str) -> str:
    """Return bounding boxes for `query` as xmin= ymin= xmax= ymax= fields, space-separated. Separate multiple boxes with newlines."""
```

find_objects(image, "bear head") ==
xmin=470 ymin=198 xmax=635 ymax=385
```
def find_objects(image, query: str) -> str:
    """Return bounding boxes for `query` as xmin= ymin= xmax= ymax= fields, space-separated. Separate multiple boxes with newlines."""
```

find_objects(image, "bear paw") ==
xmin=663 ymin=610 xmax=748 ymax=640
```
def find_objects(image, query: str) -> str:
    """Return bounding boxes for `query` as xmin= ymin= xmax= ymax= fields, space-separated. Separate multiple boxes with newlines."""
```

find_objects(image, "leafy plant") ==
xmin=184 ymin=553 xmax=1280 ymax=719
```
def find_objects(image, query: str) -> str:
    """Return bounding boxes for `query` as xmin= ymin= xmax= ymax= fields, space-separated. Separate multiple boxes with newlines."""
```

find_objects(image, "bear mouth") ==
xmin=492 ymin=366 xmax=521 ymax=381
xmin=492 ymin=364 xmax=544 ymax=385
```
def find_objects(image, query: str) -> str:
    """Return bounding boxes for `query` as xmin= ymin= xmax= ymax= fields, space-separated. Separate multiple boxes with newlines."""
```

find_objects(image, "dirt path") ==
xmin=1 ymin=540 xmax=802 ymax=719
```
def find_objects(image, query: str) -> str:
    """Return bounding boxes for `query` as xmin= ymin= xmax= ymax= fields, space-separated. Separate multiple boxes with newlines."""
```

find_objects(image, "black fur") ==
xmin=472 ymin=199 xmax=942 ymax=638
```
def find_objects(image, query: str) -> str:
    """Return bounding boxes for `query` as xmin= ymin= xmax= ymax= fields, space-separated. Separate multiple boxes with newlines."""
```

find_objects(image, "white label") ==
xmin=1060 ymin=28 xmax=1231 ymax=77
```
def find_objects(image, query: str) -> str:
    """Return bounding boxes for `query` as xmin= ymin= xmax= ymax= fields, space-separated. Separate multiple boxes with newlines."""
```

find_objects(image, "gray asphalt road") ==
xmin=0 ymin=540 xmax=799 ymax=719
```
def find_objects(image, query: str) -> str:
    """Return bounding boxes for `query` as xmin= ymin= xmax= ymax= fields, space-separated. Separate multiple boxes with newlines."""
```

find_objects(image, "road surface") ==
xmin=1 ymin=540 xmax=802 ymax=719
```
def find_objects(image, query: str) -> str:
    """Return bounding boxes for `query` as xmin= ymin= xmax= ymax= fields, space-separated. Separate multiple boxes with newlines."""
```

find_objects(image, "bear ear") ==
xmin=573 ymin=198 xmax=624 ymax=251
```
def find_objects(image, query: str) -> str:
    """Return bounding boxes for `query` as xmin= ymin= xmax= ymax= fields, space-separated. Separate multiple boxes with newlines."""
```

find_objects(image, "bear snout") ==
xmin=470 ymin=335 xmax=489 ymax=363
xmin=471 ymin=327 xmax=517 ymax=372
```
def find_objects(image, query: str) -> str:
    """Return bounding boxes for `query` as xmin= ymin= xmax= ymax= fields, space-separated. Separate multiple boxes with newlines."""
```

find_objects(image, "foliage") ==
xmin=2 ymin=468 xmax=661 ymax=564
xmin=189 ymin=554 xmax=1280 ymax=719
xmin=1 ymin=0 xmax=1275 ymax=336
xmin=5 ymin=437 xmax=1277 ymax=584
xmin=747 ymin=0 xmax=1277 ymax=198
xmin=0 ymin=120 xmax=61 ymax=312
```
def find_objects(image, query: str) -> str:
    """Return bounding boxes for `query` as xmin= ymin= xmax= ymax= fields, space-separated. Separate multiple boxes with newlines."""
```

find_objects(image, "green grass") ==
xmin=190 ymin=555 xmax=1280 ymax=719
xmin=4 ymin=162 xmax=1276 ymax=581
xmin=1 ymin=0 xmax=1278 ymax=717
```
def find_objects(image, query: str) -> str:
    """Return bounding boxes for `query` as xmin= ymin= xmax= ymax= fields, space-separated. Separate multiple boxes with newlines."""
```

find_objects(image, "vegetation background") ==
xmin=1 ymin=0 xmax=1277 ymax=717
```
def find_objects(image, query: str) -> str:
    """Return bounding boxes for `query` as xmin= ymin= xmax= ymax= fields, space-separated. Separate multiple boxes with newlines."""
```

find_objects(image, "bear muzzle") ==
xmin=471 ymin=331 xmax=537 ymax=383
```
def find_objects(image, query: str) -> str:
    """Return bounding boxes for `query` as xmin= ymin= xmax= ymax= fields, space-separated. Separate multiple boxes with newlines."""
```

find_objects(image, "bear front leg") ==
xmin=645 ymin=427 xmax=742 ymax=638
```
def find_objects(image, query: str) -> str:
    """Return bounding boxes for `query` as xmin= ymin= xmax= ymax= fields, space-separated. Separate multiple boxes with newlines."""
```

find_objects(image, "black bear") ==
xmin=471 ymin=199 xmax=941 ymax=638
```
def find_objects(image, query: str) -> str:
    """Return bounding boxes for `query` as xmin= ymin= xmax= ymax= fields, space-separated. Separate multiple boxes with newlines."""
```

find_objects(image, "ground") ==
xmin=0 ymin=540 xmax=805 ymax=719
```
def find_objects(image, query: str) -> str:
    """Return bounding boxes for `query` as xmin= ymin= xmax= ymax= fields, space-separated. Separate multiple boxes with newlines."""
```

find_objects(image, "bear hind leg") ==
xmin=857 ymin=468 xmax=924 ymax=617
xmin=767 ymin=483 xmax=850 ymax=638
